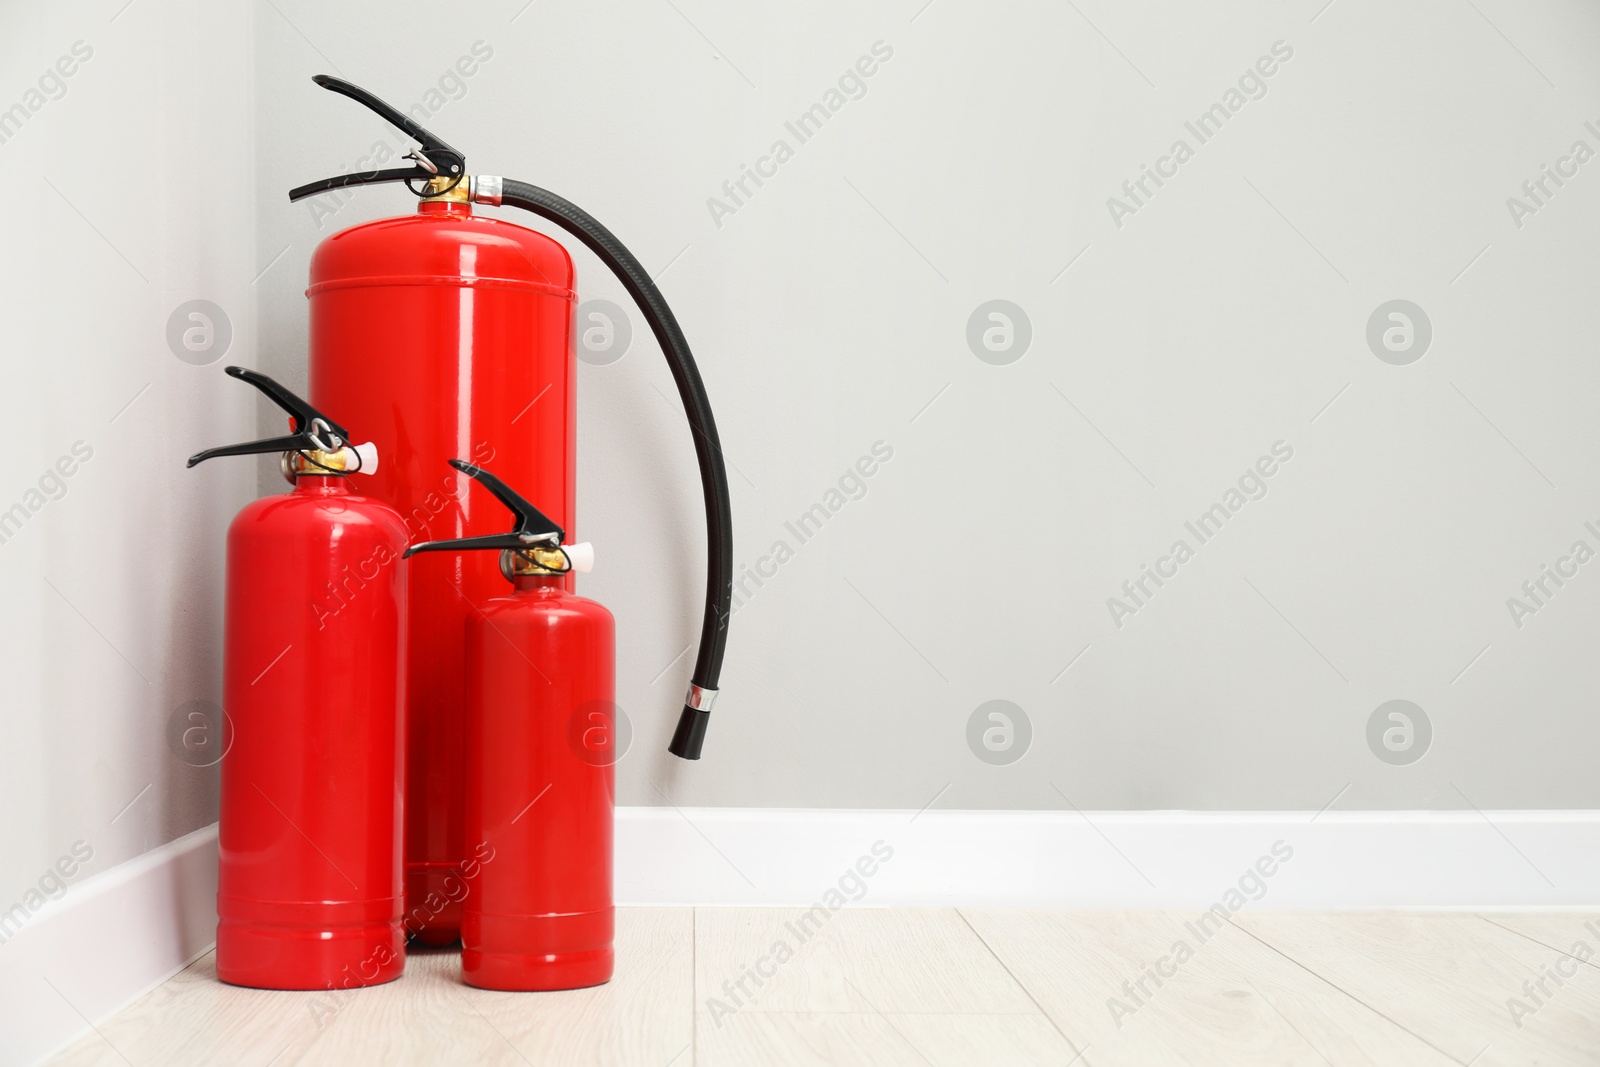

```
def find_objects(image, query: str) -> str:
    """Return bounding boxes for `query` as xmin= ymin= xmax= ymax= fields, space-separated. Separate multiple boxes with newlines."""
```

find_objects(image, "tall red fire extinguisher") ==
xmin=187 ymin=367 xmax=407 ymax=990
xmin=289 ymin=76 xmax=734 ymax=944
xmin=407 ymin=460 xmax=614 ymax=990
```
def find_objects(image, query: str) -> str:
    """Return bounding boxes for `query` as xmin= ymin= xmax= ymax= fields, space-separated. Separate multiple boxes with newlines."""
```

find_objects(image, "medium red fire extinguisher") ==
xmin=187 ymin=367 xmax=407 ymax=990
xmin=406 ymin=460 xmax=614 ymax=990
xmin=288 ymin=76 xmax=735 ymax=944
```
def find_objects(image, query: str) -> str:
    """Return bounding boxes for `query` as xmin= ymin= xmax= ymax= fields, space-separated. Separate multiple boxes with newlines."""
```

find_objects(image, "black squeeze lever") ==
xmin=187 ymin=366 xmax=351 ymax=467
xmin=287 ymin=75 xmax=466 ymax=203
xmin=403 ymin=460 xmax=565 ymax=558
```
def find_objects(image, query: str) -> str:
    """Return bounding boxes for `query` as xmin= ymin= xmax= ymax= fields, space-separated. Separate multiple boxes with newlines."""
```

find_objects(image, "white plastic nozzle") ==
xmin=563 ymin=542 xmax=595 ymax=573
xmin=351 ymin=441 xmax=380 ymax=475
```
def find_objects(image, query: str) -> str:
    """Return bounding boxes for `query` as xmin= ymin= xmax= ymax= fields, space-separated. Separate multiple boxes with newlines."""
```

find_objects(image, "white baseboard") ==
xmin=13 ymin=810 xmax=1600 ymax=1064
xmin=3 ymin=824 xmax=217 ymax=1067
xmin=616 ymin=808 xmax=1600 ymax=910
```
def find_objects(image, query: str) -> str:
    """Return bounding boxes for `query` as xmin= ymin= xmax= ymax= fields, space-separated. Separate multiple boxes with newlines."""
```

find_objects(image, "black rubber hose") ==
xmin=500 ymin=179 xmax=731 ymax=760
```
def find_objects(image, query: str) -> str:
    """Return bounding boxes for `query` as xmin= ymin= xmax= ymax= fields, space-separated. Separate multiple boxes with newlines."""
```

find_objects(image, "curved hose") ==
xmin=499 ymin=179 xmax=731 ymax=760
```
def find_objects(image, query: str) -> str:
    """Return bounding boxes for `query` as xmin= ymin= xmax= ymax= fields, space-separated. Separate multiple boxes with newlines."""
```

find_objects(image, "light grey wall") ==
xmin=252 ymin=0 xmax=1600 ymax=812
xmin=4 ymin=0 xmax=1587 ymax=881
xmin=0 ymin=1 xmax=253 ymax=898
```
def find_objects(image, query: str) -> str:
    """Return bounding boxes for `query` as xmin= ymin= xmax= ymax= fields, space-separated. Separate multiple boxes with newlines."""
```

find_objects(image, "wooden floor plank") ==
xmin=696 ymin=1011 xmax=930 ymax=1067
xmin=697 ymin=1011 xmax=1078 ymax=1067
xmin=50 ymin=908 xmax=1600 ymax=1066
xmin=692 ymin=908 xmax=1040 ymax=1016
xmin=965 ymin=909 xmax=1456 ymax=1066
xmin=46 ymin=952 xmax=336 ymax=1067
xmin=286 ymin=947 xmax=510 ymax=1066
xmin=1479 ymin=911 xmax=1600 ymax=962
xmin=1234 ymin=912 xmax=1600 ymax=1067
xmin=883 ymin=1012 xmax=1082 ymax=1066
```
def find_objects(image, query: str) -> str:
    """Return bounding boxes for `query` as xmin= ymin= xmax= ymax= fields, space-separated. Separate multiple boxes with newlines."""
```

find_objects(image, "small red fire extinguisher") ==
xmin=188 ymin=367 xmax=407 ymax=991
xmin=406 ymin=460 xmax=614 ymax=991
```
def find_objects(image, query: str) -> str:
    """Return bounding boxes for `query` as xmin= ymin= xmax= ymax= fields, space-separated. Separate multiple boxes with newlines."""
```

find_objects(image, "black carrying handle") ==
xmin=187 ymin=366 xmax=351 ymax=467
xmin=291 ymin=76 xmax=733 ymax=761
xmin=404 ymin=460 xmax=565 ymax=558
xmin=287 ymin=75 xmax=465 ymax=202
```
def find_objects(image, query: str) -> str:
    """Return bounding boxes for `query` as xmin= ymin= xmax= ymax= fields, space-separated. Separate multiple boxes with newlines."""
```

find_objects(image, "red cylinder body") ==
xmin=308 ymin=200 xmax=576 ymax=944
xmin=462 ymin=573 xmax=615 ymax=990
xmin=216 ymin=475 xmax=408 ymax=990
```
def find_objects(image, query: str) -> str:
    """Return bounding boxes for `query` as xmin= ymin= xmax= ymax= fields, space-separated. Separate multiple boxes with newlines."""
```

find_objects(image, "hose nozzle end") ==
xmin=668 ymin=705 xmax=710 ymax=760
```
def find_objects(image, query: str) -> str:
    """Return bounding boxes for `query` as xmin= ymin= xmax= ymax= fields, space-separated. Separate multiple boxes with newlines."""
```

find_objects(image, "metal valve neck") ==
xmin=419 ymin=175 xmax=470 ymax=204
xmin=281 ymin=446 xmax=363 ymax=482
xmin=417 ymin=175 xmax=502 ymax=212
xmin=500 ymin=545 xmax=569 ymax=580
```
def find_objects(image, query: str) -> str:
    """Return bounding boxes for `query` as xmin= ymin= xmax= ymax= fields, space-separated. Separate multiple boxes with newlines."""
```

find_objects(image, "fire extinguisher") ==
xmin=288 ymin=76 xmax=734 ymax=943
xmin=187 ymin=366 xmax=407 ymax=990
xmin=406 ymin=460 xmax=614 ymax=990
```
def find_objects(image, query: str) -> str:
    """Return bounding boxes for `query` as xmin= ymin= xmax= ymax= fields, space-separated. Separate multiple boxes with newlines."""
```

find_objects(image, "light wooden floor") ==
xmin=46 ymin=909 xmax=1600 ymax=1065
